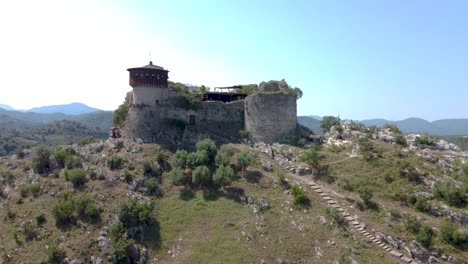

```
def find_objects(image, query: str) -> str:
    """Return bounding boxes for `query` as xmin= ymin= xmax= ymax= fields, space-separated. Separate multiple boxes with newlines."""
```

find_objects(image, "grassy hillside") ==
xmin=0 ymin=141 xmax=399 ymax=264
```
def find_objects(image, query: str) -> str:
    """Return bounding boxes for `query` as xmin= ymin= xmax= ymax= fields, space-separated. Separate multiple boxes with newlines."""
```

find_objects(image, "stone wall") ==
xmin=244 ymin=93 xmax=297 ymax=143
xmin=123 ymin=90 xmax=244 ymax=147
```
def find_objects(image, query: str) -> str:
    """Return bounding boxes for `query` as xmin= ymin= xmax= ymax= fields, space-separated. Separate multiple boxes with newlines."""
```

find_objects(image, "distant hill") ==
xmin=297 ymin=116 xmax=322 ymax=135
xmin=25 ymin=102 xmax=100 ymax=115
xmin=298 ymin=116 xmax=468 ymax=136
xmin=0 ymin=103 xmax=14 ymax=111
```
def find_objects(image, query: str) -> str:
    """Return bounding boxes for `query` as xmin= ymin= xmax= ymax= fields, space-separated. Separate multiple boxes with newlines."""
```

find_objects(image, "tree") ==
xmin=192 ymin=165 xmax=211 ymax=186
xmin=215 ymin=144 xmax=235 ymax=166
xmin=320 ymin=116 xmax=341 ymax=133
xmin=236 ymin=150 xmax=253 ymax=173
xmin=32 ymin=146 xmax=52 ymax=174
xmin=300 ymin=148 xmax=324 ymax=174
xmin=170 ymin=168 xmax=187 ymax=186
xmin=196 ymin=138 xmax=217 ymax=164
xmin=113 ymin=99 xmax=129 ymax=126
xmin=416 ymin=225 xmax=435 ymax=248
xmin=213 ymin=165 xmax=234 ymax=187
xmin=65 ymin=168 xmax=88 ymax=188
xmin=172 ymin=149 xmax=189 ymax=168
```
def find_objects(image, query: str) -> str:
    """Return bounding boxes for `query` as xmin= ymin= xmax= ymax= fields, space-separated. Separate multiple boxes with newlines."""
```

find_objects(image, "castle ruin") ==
xmin=122 ymin=61 xmax=301 ymax=147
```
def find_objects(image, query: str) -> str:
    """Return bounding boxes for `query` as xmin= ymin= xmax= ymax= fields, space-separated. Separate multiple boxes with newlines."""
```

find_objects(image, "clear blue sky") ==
xmin=0 ymin=0 xmax=467 ymax=121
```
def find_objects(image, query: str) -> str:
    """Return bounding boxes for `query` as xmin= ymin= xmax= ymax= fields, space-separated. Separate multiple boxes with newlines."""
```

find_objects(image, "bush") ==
xmin=52 ymin=197 xmax=75 ymax=225
xmin=107 ymin=156 xmax=124 ymax=170
xmin=440 ymin=220 xmax=468 ymax=246
xmin=32 ymin=146 xmax=52 ymax=174
xmin=192 ymin=165 xmax=211 ymax=186
xmin=187 ymin=150 xmax=209 ymax=168
xmin=320 ymin=116 xmax=341 ymax=133
xmin=358 ymin=188 xmax=373 ymax=206
xmin=47 ymin=244 xmax=64 ymax=263
xmin=290 ymin=184 xmax=307 ymax=206
xmin=213 ymin=165 xmax=234 ymax=187
xmin=19 ymin=183 xmax=30 ymax=197
xmin=30 ymin=183 xmax=41 ymax=197
xmin=170 ymin=168 xmax=188 ymax=186
xmin=215 ymin=145 xmax=235 ymax=166
xmin=414 ymin=196 xmax=430 ymax=213
xmin=145 ymin=177 xmax=159 ymax=196
xmin=275 ymin=169 xmax=288 ymax=189
xmin=403 ymin=214 xmax=421 ymax=234
xmin=415 ymin=134 xmax=434 ymax=146
xmin=122 ymin=169 xmax=133 ymax=183
xmin=300 ymin=148 xmax=324 ymax=171
xmin=196 ymin=138 xmax=217 ymax=163
xmin=65 ymin=169 xmax=87 ymax=188
xmin=239 ymin=130 xmax=250 ymax=138
xmin=53 ymin=147 xmax=78 ymax=169
xmin=236 ymin=151 xmax=254 ymax=172
xmin=383 ymin=123 xmax=402 ymax=134
xmin=326 ymin=207 xmax=346 ymax=226
xmin=75 ymin=194 xmax=100 ymax=220
xmin=416 ymin=225 xmax=435 ymax=248
xmin=113 ymin=99 xmax=129 ymax=126
xmin=394 ymin=134 xmax=407 ymax=146
xmin=22 ymin=222 xmax=36 ymax=241
xmin=119 ymin=200 xmax=153 ymax=228
xmin=337 ymin=178 xmax=353 ymax=191
xmin=143 ymin=160 xmax=154 ymax=176
xmin=110 ymin=235 xmax=133 ymax=263
xmin=433 ymin=182 xmax=466 ymax=208
xmin=172 ymin=150 xmax=189 ymax=168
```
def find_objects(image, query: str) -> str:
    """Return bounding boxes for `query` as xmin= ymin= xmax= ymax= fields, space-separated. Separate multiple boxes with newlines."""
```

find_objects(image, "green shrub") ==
xmin=416 ymin=225 xmax=435 ymax=248
xmin=19 ymin=183 xmax=30 ymax=197
xmin=215 ymin=145 xmax=235 ymax=166
xmin=143 ymin=160 xmax=154 ymax=176
xmin=30 ymin=183 xmax=41 ymax=197
xmin=337 ymin=178 xmax=353 ymax=191
xmin=300 ymin=148 xmax=324 ymax=171
xmin=53 ymin=147 xmax=78 ymax=169
xmin=172 ymin=150 xmax=189 ymax=168
xmin=145 ymin=177 xmax=159 ymax=196
xmin=433 ymin=182 xmax=466 ymax=208
xmin=75 ymin=194 xmax=100 ymax=220
xmin=196 ymin=138 xmax=217 ymax=163
xmin=290 ymin=184 xmax=307 ymax=206
xmin=66 ymin=169 xmax=87 ymax=187
xmin=187 ymin=150 xmax=209 ymax=168
xmin=47 ymin=244 xmax=64 ymax=263
xmin=23 ymin=222 xmax=36 ymax=241
xmin=414 ymin=196 xmax=430 ymax=213
xmin=107 ymin=156 xmax=124 ymax=170
xmin=32 ymin=146 xmax=52 ymax=174
xmin=113 ymin=99 xmax=129 ymax=126
xmin=415 ymin=134 xmax=434 ymax=146
xmin=358 ymin=188 xmax=373 ymax=206
xmin=52 ymin=197 xmax=75 ymax=225
xmin=403 ymin=214 xmax=421 ymax=234
xmin=192 ymin=165 xmax=211 ymax=186
xmin=440 ymin=220 xmax=468 ymax=246
xmin=394 ymin=134 xmax=407 ymax=146
xmin=275 ymin=169 xmax=288 ymax=189
xmin=110 ymin=235 xmax=133 ymax=263
xmin=122 ymin=169 xmax=133 ymax=183
xmin=320 ymin=116 xmax=341 ymax=133
xmin=213 ymin=165 xmax=234 ymax=187
xmin=118 ymin=200 xmax=154 ymax=228
xmin=170 ymin=168 xmax=187 ymax=186
xmin=236 ymin=150 xmax=254 ymax=172
xmin=239 ymin=130 xmax=250 ymax=138
xmin=326 ymin=207 xmax=345 ymax=226
xmin=383 ymin=123 xmax=402 ymax=134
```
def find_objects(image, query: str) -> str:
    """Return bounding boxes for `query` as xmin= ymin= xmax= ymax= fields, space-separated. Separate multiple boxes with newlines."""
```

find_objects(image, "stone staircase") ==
xmin=304 ymin=179 xmax=419 ymax=264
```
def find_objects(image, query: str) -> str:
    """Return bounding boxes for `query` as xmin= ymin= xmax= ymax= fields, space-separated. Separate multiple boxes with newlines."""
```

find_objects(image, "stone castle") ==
xmin=121 ymin=61 xmax=302 ymax=148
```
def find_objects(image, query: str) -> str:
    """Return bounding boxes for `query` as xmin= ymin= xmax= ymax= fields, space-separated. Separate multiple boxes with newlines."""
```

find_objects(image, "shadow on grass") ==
xmin=203 ymin=188 xmax=220 ymax=201
xmin=144 ymin=220 xmax=161 ymax=250
xmin=179 ymin=188 xmax=195 ymax=201
xmin=295 ymin=197 xmax=312 ymax=209
xmin=244 ymin=171 xmax=262 ymax=183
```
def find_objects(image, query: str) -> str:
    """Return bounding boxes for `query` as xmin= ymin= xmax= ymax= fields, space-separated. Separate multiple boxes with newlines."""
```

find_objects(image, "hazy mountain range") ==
xmin=298 ymin=116 xmax=468 ymax=136
xmin=0 ymin=102 xmax=100 ymax=115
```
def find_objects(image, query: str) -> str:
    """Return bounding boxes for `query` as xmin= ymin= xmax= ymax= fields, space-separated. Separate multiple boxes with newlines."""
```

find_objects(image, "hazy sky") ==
xmin=1 ymin=0 xmax=467 ymax=121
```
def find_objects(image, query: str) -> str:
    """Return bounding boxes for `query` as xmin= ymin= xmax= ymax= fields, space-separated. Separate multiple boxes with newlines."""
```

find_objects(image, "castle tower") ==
xmin=127 ymin=61 xmax=170 ymax=106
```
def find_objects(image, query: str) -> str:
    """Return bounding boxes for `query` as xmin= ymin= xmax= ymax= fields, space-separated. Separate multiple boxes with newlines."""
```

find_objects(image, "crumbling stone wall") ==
xmin=244 ymin=93 xmax=297 ymax=143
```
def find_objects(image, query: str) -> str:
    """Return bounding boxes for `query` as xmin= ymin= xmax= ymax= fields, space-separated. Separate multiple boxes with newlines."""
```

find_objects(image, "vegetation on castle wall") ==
xmin=113 ymin=99 xmax=130 ymax=127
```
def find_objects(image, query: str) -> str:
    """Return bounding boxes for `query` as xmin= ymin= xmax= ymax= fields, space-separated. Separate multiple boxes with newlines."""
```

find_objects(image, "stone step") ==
xmin=344 ymin=216 xmax=354 ymax=221
xmin=401 ymin=256 xmax=412 ymax=263
xmin=389 ymin=250 xmax=403 ymax=258
xmin=323 ymin=196 xmax=332 ymax=201
xmin=337 ymin=208 xmax=345 ymax=212
xmin=385 ymin=247 xmax=392 ymax=252
xmin=319 ymin=193 xmax=328 ymax=197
